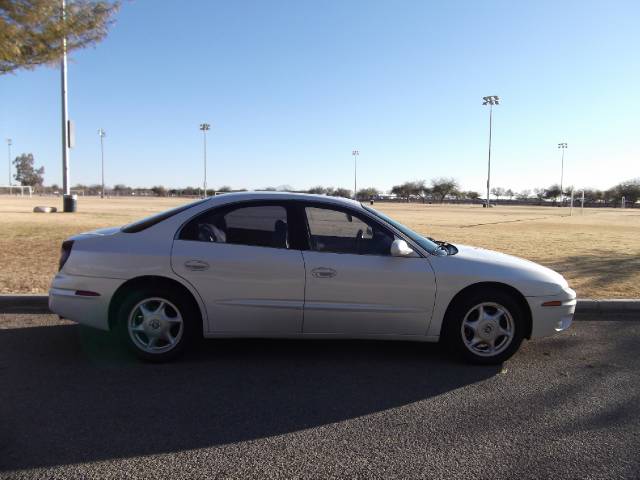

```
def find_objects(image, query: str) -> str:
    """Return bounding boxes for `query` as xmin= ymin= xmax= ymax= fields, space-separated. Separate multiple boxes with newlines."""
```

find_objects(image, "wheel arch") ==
xmin=108 ymin=275 xmax=205 ymax=333
xmin=443 ymin=282 xmax=533 ymax=339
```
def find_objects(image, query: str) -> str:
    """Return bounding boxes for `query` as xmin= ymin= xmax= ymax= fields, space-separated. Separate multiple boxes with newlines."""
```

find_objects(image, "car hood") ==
xmin=431 ymin=244 xmax=569 ymax=296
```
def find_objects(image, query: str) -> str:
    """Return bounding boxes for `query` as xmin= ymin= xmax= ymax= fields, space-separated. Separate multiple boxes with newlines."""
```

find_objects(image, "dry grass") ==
xmin=1 ymin=195 xmax=638 ymax=298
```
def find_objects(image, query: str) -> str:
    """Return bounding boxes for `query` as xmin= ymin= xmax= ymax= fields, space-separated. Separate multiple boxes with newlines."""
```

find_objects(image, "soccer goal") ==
xmin=0 ymin=185 xmax=33 ymax=196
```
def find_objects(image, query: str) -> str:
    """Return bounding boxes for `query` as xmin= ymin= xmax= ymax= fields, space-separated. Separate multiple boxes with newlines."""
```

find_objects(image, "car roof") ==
xmin=203 ymin=191 xmax=363 ymax=208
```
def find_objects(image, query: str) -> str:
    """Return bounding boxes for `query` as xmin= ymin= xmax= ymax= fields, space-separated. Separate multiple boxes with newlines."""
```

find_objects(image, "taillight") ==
xmin=59 ymin=240 xmax=74 ymax=271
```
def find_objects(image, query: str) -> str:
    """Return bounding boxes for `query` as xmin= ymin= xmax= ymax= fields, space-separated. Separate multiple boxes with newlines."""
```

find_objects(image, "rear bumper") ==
xmin=49 ymin=273 xmax=123 ymax=331
xmin=527 ymin=287 xmax=576 ymax=338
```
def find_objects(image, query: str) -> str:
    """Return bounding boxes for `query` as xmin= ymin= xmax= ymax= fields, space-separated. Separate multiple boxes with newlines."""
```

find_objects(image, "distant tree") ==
xmin=464 ymin=191 xmax=481 ymax=201
xmin=181 ymin=186 xmax=198 ymax=196
xmin=151 ymin=185 xmax=167 ymax=197
xmin=505 ymin=188 xmax=514 ymax=200
xmin=113 ymin=184 xmax=131 ymax=196
xmin=390 ymin=182 xmax=412 ymax=201
xmin=217 ymin=185 xmax=232 ymax=193
xmin=307 ymin=186 xmax=327 ymax=195
xmin=411 ymin=180 xmax=431 ymax=203
xmin=516 ymin=189 xmax=531 ymax=200
xmin=581 ymin=188 xmax=603 ymax=204
xmin=356 ymin=187 xmax=379 ymax=200
xmin=332 ymin=187 xmax=352 ymax=198
xmin=13 ymin=153 xmax=44 ymax=187
xmin=491 ymin=187 xmax=505 ymax=200
xmin=611 ymin=179 xmax=640 ymax=204
xmin=1 ymin=0 xmax=120 ymax=74
xmin=87 ymin=184 xmax=102 ymax=195
xmin=603 ymin=188 xmax=618 ymax=203
xmin=563 ymin=186 xmax=575 ymax=201
xmin=430 ymin=177 xmax=459 ymax=203
xmin=533 ymin=188 xmax=546 ymax=202
xmin=260 ymin=186 xmax=277 ymax=191
xmin=544 ymin=184 xmax=562 ymax=201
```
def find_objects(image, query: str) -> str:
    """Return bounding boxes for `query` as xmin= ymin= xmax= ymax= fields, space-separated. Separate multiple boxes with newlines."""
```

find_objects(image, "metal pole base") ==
xmin=63 ymin=194 xmax=77 ymax=212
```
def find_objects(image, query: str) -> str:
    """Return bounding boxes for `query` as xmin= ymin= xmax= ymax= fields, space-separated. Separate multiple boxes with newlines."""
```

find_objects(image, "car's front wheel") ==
xmin=115 ymin=288 xmax=197 ymax=362
xmin=443 ymin=289 xmax=526 ymax=365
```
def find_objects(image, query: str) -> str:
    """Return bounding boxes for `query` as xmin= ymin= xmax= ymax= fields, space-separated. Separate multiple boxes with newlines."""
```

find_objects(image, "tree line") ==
xmin=6 ymin=152 xmax=639 ymax=205
xmin=387 ymin=178 xmax=640 ymax=205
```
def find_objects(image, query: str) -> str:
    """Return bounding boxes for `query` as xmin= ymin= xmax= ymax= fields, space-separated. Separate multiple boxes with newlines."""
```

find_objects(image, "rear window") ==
xmin=121 ymin=199 xmax=208 ymax=233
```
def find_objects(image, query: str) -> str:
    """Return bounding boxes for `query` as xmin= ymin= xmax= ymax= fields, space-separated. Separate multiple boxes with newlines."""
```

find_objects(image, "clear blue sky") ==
xmin=1 ymin=0 xmax=638 ymax=193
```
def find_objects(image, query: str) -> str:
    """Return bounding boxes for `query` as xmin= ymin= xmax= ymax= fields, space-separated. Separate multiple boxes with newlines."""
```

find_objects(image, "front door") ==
xmin=301 ymin=205 xmax=436 ymax=336
xmin=172 ymin=202 xmax=305 ymax=333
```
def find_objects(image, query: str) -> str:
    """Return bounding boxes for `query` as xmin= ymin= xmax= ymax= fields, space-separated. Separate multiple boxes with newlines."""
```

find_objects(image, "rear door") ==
xmin=301 ymin=204 xmax=436 ymax=336
xmin=172 ymin=201 xmax=305 ymax=334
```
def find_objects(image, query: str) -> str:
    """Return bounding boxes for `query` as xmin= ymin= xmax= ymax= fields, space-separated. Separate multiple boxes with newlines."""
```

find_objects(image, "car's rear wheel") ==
xmin=115 ymin=288 xmax=197 ymax=362
xmin=443 ymin=289 xmax=525 ymax=365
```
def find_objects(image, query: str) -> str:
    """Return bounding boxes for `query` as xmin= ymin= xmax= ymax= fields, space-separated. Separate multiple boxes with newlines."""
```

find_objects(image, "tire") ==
xmin=442 ymin=288 xmax=526 ymax=365
xmin=114 ymin=287 xmax=198 ymax=362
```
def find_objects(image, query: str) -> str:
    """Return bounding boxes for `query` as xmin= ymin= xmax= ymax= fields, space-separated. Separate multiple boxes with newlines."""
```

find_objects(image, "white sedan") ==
xmin=49 ymin=192 xmax=575 ymax=364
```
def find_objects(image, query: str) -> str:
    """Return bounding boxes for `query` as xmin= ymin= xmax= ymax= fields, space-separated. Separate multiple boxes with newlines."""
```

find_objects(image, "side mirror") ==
xmin=390 ymin=239 xmax=414 ymax=257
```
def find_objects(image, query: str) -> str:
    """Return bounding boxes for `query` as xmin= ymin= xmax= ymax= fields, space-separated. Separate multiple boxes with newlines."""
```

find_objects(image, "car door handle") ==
xmin=184 ymin=260 xmax=209 ymax=271
xmin=311 ymin=267 xmax=337 ymax=278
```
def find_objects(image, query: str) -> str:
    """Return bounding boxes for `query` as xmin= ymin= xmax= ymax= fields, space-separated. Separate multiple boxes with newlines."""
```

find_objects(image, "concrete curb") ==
xmin=0 ymin=295 xmax=50 ymax=314
xmin=1 ymin=294 xmax=639 ymax=316
xmin=575 ymin=299 xmax=640 ymax=314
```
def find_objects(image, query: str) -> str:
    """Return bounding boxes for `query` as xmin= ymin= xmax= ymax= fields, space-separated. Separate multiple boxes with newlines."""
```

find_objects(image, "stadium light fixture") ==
xmin=482 ymin=95 xmax=500 ymax=207
xmin=352 ymin=150 xmax=359 ymax=200
xmin=200 ymin=123 xmax=211 ymax=198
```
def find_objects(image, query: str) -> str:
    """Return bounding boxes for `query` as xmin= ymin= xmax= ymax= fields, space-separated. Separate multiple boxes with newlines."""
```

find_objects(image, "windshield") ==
xmin=121 ymin=198 xmax=208 ymax=233
xmin=363 ymin=204 xmax=441 ymax=255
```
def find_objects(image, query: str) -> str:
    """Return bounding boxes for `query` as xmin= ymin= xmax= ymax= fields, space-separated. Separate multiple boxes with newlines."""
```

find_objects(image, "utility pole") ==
xmin=199 ymin=123 xmax=210 ymax=198
xmin=482 ymin=96 xmax=500 ymax=208
xmin=98 ymin=129 xmax=106 ymax=198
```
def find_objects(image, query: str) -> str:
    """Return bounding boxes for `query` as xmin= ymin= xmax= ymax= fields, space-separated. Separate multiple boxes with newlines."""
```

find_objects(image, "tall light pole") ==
xmin=98 ymin=129 xmax=106 ymax=198
xmin=352 ymin=150 xmax=359 ymax=200
xmin=199 ymin=123 xmax=210 ymax=198
xmin=60 ymin=0 xmax=73 ymax=211
xmin=558 ymin=142 xmax=568 ymax=205
xmin=6 ymin=138 xmax=11 ymax=187
xmin=482 ymin=95 xmax=500 ymax=207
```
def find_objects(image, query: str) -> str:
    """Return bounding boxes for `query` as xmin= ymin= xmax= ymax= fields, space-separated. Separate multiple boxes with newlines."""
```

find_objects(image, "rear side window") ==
xmin=180 ymin=205 xmax=289 ymax=249
xmin=121 ymin=199 xmax=207 ymax=233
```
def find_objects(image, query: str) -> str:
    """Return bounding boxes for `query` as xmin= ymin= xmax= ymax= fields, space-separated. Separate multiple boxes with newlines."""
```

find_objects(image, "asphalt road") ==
xmin=1 ymin=313 xmax=639 ymax=479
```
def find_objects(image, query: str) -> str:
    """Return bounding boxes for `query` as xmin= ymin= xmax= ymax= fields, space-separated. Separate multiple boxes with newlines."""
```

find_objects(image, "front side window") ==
xmin=181 ymin=204 xmax=289 ymax=248
xmin=362 ymin=204 xmax=440 ymax=254
xmin=305 ymin=206 xmax=393 ymax=255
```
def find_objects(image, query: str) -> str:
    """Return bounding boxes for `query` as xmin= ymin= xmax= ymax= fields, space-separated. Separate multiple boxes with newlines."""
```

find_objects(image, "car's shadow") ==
xmin=0 ymin=324 xmax=499 ymax=471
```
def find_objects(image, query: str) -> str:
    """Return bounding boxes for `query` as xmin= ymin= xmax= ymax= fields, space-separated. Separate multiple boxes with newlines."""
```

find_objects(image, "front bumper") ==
xmin=49 ymin=273 xmax=124 ymax=331
xmin=527 ymin=286 xmax=576 ymax=338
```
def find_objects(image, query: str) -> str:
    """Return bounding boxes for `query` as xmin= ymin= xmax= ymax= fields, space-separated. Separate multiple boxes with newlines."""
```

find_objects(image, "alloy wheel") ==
xmin=460 ymin=302 xmax=515 ymax=357
xmin=127 ymin=297 xmax=184 ymax=354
